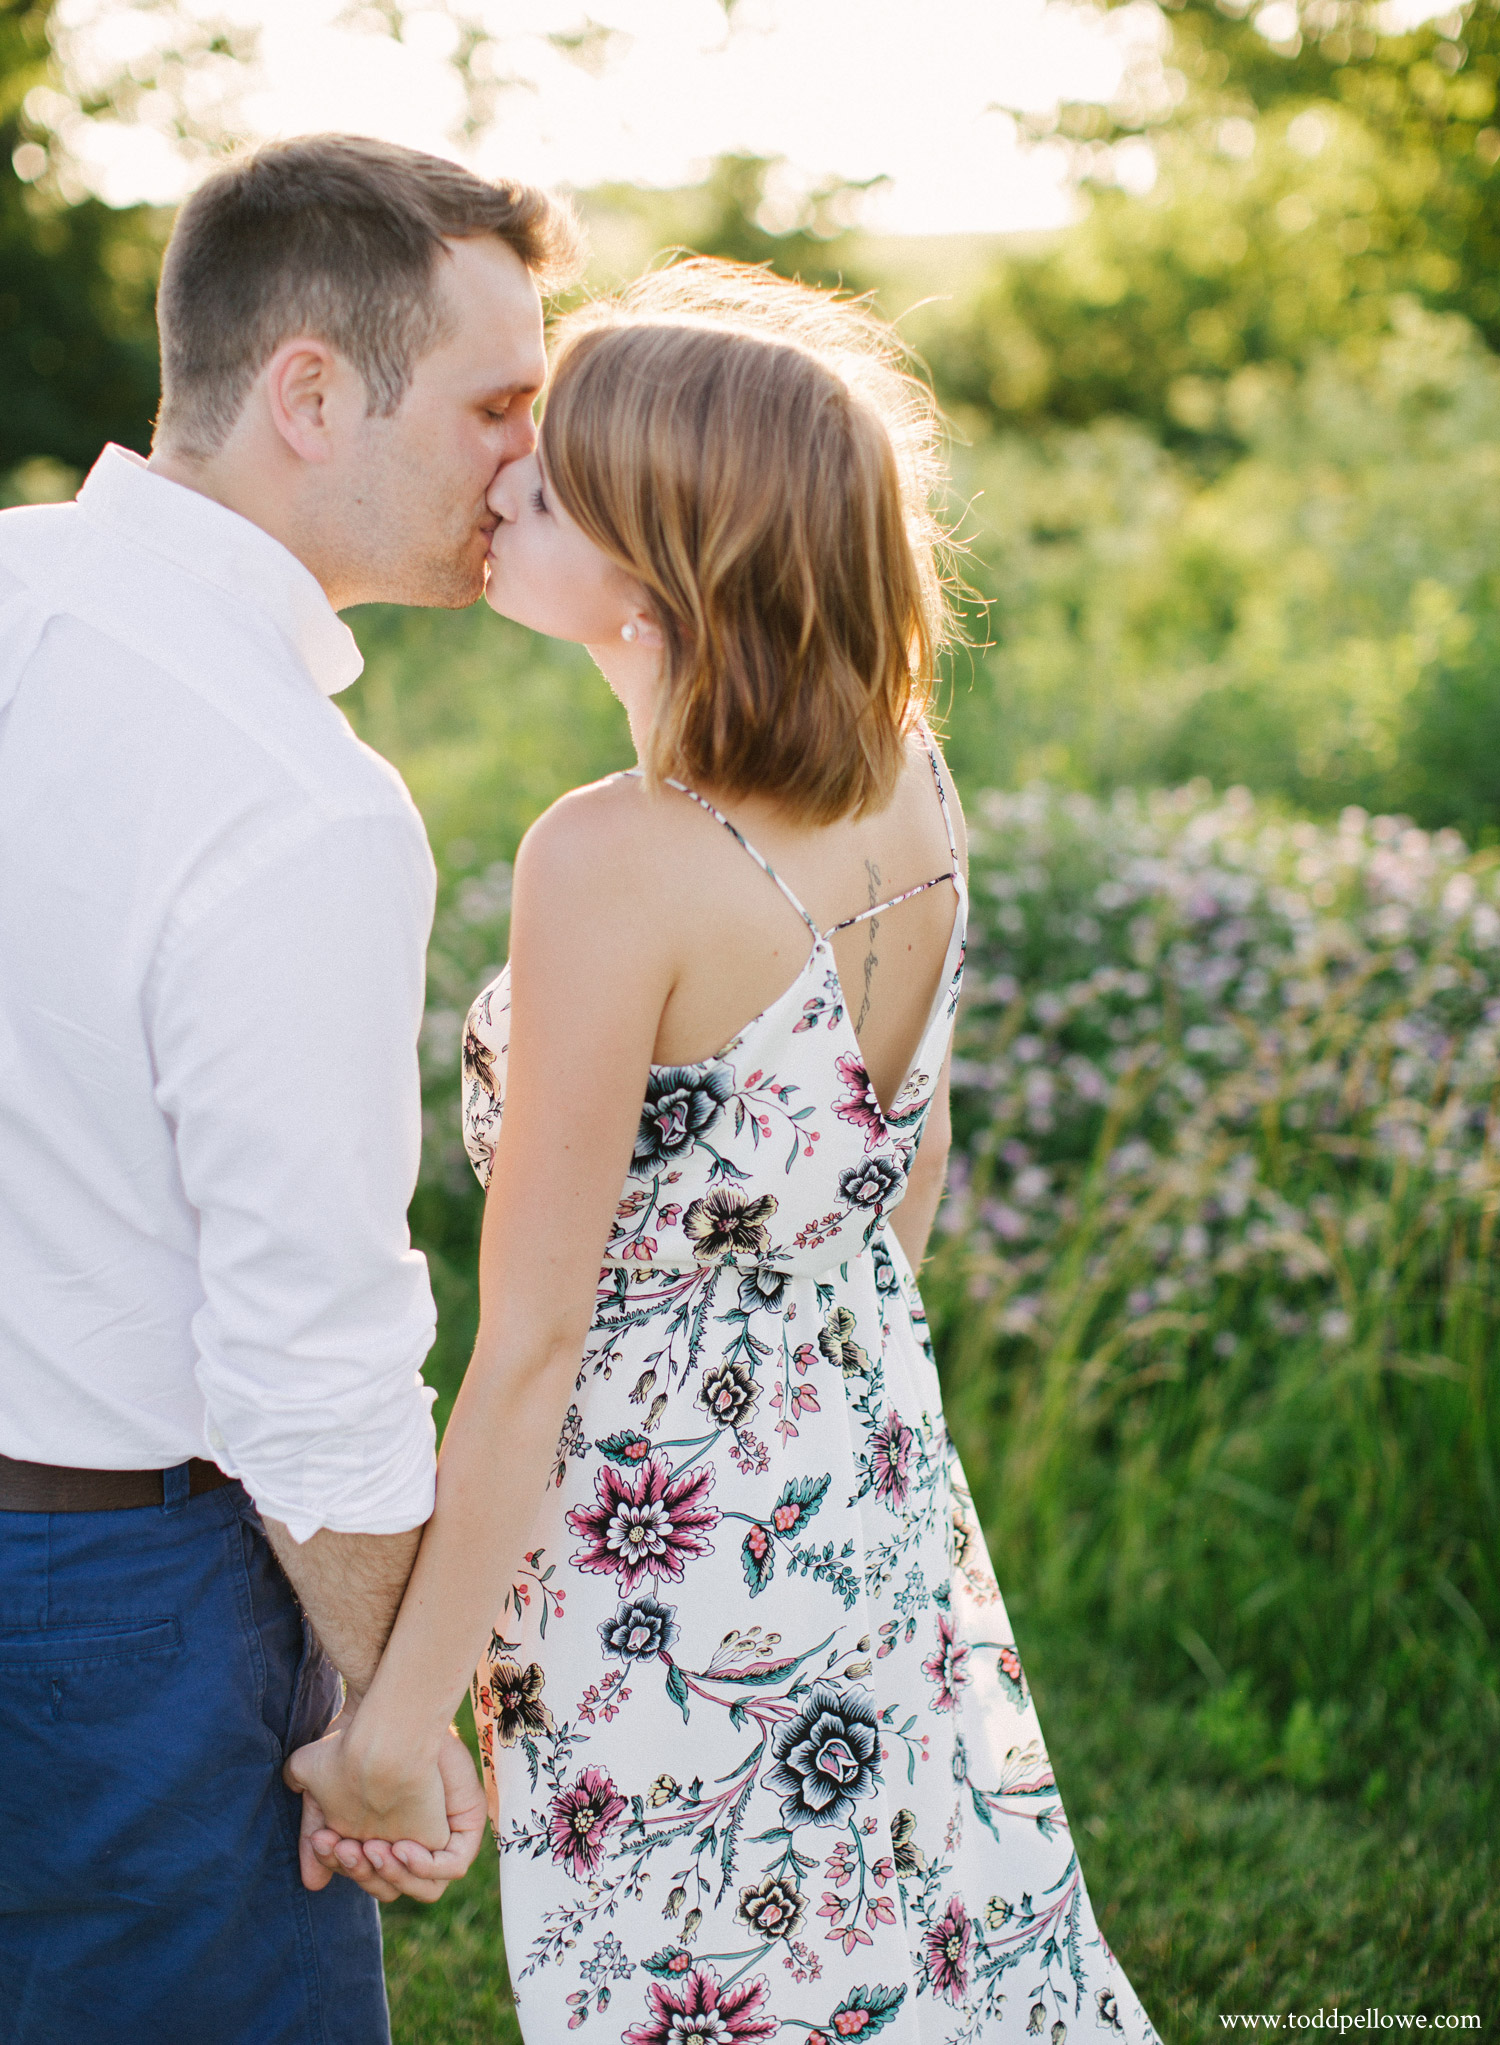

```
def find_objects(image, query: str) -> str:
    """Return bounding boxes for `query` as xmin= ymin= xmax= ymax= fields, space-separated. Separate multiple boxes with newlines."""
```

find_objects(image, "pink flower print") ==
xmin=622 ymin=1964 xmax=778 ymax=2045
xmin=869 ymin=1409 xmax=914 ymax=1504
xmin=997 ymin=1642 xmax=1030 ymax=1708
xmin=833 ymin=1052 xmax=887 ymax=1152
xmin=921 ymin=1612 xmax=972 ymax=1712
xmin=925 ymin=1895 xmax=972 ymax=2003
xmin=788 ymin=1384 xmax=820 ymax=1422
xmin=566 ymin=1456 xmax=719 ymax=1598
xmin=547 ymin=1766 xmax=626 ymax=1879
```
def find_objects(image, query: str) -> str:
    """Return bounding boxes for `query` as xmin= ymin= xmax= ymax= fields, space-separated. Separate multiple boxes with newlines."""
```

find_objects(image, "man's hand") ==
xmin=284 ymin=1710 xmax=448 ymax=1854
xmin=288 ymin=1720 xmax=487 ymax=1903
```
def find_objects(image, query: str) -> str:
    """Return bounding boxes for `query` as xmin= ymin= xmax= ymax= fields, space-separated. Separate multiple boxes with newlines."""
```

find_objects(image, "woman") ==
xmin=295 ymin=261 xmax=1158 ymax=2044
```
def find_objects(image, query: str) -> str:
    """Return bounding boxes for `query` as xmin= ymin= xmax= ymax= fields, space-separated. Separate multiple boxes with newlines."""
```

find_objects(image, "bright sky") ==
xmin=52 ymin=0 xmax=1172 ymax=233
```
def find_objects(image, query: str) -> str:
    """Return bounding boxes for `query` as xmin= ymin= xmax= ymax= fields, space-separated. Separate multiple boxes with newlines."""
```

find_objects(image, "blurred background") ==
xmin=4 ymin=0 xmax=1498 ymax=2030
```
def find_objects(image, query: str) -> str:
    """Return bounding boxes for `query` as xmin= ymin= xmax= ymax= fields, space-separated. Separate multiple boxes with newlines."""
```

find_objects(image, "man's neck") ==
xmin=147 ymin=446 xmax=351 ymax=609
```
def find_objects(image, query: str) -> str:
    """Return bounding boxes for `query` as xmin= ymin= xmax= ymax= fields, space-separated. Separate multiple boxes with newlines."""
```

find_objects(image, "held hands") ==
xmin=284 ymin=1712 xmax=487 ymax=1904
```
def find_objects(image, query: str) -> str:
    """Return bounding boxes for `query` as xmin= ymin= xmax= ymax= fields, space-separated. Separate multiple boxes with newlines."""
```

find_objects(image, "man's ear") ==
xmin=263 ymin=338 xmax=346 ymax=465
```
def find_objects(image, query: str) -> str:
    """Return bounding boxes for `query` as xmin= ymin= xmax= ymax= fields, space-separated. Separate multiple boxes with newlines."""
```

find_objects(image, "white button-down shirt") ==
xmin=0 ymin=446 xmax=438 ymax=1541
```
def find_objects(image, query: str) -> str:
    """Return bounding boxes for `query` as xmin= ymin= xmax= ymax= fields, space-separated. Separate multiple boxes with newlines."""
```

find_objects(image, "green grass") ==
xmin=1018 ymin=1633 xmax=1500 ymax=2027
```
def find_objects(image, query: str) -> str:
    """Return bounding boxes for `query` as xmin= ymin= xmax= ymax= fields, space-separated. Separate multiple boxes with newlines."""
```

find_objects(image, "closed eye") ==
xmin=530 ymin=486 xmax=548 ymax=514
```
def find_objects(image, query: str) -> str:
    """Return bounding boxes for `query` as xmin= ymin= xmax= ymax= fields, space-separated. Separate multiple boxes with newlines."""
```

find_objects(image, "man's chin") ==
xmin=396 ymin=557 xmax=488 ymax=610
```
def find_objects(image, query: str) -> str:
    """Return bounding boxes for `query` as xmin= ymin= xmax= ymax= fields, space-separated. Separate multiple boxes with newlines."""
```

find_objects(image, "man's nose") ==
xmin=507 ymin=408 xmax=539 ymax=460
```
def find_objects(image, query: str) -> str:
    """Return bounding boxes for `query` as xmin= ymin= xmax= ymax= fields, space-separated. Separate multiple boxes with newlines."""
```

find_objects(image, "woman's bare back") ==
xmin=649 ymin=734 xmax=968 ymax=1116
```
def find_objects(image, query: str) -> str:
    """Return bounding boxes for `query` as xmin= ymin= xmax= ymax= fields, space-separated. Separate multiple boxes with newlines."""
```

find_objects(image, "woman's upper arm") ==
xmin=474 ymin=788 xmax=675 ymax=1361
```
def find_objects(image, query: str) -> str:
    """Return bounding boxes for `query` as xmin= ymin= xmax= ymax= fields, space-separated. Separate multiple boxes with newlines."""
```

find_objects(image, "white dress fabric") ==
xmin=460 ymin=751 xmax=1158 ymax=2045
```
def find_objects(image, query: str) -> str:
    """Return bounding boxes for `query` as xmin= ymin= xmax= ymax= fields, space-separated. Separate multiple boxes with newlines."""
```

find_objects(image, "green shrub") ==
xmin=947 ymin=303 xmax=1500 ymax=838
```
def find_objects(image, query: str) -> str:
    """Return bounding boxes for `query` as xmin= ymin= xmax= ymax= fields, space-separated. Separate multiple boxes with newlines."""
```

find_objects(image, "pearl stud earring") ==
xmin=621 ymin=622 xmax=638 ymax=642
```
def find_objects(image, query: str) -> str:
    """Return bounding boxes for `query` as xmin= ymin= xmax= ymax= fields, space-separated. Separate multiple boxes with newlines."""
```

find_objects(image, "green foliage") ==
xmin=922 ymin=106 xmax=1462 ymax=443
xmin=0 ymin=0 xmax=162 ymax=474
xmin=1150 ymin=0 xmax=1500 ymax=346
xmin=925 ymin=0 xmax=1500 ymax=442
xmin=0 ymin=171 xmax=163 ymax=471
xmin=383 ymin=1868 xmax=520 ymax=2044
xmin=946 ymin=304 xmax=1500 ymax=837
xmin=993 ymin=1629 xmax=1500 ymax=2023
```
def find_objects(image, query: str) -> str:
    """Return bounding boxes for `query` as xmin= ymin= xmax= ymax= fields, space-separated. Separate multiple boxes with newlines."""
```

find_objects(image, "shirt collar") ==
xmin=76 ymin=445 xmax=364 ymax=697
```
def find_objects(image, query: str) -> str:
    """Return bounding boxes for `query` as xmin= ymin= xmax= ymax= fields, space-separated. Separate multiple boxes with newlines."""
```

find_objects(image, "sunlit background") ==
xmin=4 ymin=0 xmax=1500 ymax=2031
xmin=40 ymin=0 xmax=1167 ymax=223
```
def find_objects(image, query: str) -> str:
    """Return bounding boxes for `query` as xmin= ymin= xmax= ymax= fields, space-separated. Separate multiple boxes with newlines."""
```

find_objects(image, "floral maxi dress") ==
xmin=460 ymin=751 xmax=1159 ymax=2045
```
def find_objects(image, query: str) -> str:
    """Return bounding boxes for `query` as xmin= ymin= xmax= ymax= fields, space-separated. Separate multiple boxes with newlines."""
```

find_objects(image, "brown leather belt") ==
xmin=0 ymin=1452 xmax=235 ymax=1513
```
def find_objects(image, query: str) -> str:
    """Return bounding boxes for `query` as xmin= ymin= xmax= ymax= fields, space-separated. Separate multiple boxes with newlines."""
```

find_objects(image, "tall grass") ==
xmin=927 ymin=783 xmax=1500 ymax=1794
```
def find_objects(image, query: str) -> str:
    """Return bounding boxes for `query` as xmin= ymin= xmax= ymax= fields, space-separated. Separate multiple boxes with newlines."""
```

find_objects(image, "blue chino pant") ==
xmin=0 ymin=1469 xmax=390 ymax=2044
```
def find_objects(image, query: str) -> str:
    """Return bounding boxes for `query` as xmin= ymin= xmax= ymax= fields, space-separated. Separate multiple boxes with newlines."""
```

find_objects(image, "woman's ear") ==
xmin=622 ymin=600 xmax=665 ymax=649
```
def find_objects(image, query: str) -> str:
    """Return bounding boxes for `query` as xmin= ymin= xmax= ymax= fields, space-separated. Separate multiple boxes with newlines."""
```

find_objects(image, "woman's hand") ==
xmin=285 ymin=1717 xmax=487 ymax=1902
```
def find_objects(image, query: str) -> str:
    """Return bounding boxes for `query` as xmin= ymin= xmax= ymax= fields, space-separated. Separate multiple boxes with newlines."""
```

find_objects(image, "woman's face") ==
xmin=483 ymin=449 xmax=645 ymax=646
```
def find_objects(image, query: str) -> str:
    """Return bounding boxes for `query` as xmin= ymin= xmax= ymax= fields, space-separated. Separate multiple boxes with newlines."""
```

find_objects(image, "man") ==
xmin=0 ymin=134 xmax=576 ymax=2043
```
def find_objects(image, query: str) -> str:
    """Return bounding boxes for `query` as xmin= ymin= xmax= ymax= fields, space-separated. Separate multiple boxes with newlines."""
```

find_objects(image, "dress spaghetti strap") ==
xmin=649 ymin=774 xmax=821 ymax=942
xmin=637 ymin=731 xmax=959 ymax=944
xmin=824 ymin=732 xmax=960 ymax=937
xmin=924 ymin=727 xmax=961 ymax=868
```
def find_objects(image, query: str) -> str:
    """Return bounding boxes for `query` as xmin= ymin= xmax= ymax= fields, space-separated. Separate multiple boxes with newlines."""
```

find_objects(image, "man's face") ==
xmin=342 ymin=236 xmax=547 ymax=608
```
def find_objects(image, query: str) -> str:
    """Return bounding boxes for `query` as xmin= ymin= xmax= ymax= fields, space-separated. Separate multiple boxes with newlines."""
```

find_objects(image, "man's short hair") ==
xmin=155 ymin=133 xmax=580 ymax=457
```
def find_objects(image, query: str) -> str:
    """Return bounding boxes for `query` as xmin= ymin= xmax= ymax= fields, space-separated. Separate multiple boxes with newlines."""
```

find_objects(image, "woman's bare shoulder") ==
xmin=513 ymin=771 xmax=706 ymax=923
xmin=903 ymin=725 xmax=968 ymax=874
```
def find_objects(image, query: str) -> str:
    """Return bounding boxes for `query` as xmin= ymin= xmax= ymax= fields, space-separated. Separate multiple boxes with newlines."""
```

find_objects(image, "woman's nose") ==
xmin=486 ymin=455 xmax=530 ymax=520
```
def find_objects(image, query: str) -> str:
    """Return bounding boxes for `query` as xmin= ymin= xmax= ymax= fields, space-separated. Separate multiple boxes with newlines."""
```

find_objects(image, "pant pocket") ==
xmin=0 ymin=1618 xmax=182 ymax=1723
xmin=0 ymin=1618 xmax=181 ymax=1667
xmin=284 ymin=1616 xmax=342 ymax=1755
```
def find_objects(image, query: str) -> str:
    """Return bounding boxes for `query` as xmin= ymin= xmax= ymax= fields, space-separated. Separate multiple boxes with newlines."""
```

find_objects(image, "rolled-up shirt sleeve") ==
xmin=147 ymin=807 xmax=439 ymax=1541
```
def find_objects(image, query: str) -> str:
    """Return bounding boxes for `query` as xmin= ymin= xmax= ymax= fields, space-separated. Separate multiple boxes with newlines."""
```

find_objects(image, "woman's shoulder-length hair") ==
xmin=540 ymin=257 xmax=955 ymax=824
